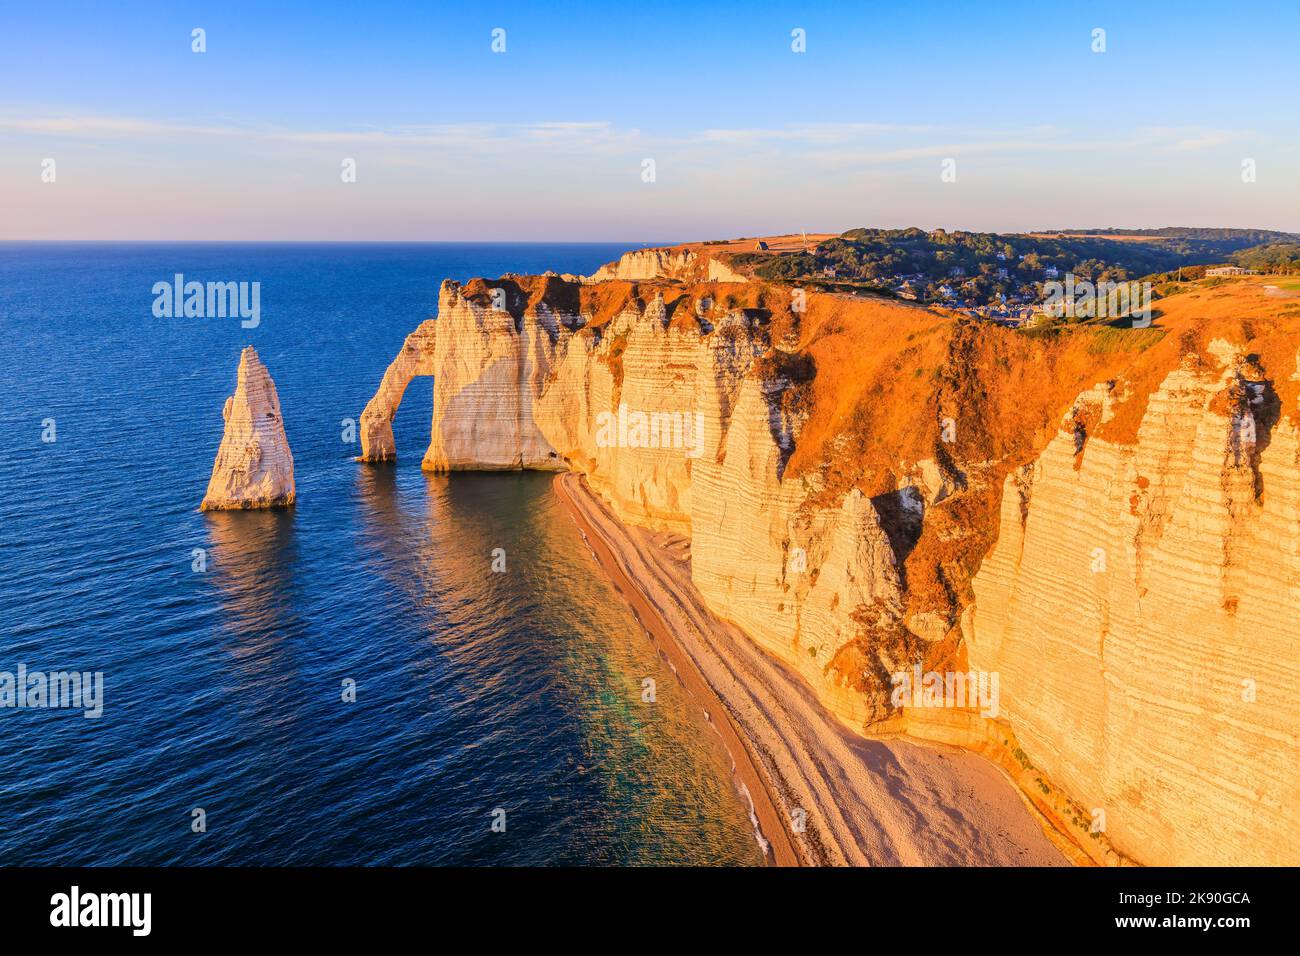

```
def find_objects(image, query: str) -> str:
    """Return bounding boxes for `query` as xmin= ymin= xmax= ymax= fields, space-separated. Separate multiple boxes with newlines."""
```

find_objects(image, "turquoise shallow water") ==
xmin=0 ymin=242 xmax=763 ymax=865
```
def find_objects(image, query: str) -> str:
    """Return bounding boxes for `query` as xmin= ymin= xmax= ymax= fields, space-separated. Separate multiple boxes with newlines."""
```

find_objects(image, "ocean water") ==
xmin=0 ymin=242 xmax=764 ymax=866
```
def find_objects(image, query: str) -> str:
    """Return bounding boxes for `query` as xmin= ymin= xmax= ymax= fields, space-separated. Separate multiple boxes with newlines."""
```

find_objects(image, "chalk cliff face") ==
xmin=587 ymin=247 xmax=748 ymax=283
xmin=359 ymin=273 xmax=1300 ymax=866
xmin=966 ymin=343 xmax=1300 ymax=867
xmin=201 ymin=346 xmax=295 ymax=511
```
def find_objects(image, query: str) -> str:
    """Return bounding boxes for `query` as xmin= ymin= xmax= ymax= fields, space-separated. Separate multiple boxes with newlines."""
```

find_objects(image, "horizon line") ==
xmin=0 ymin=238 xmax=674 ymax=245
xmin=2 ymin=224 xmax=1296 ymax=246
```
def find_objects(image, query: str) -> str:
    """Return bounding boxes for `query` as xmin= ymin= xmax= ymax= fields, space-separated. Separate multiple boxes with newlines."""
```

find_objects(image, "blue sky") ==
xmin=2 ymin=0 xmax=1297 ymax=240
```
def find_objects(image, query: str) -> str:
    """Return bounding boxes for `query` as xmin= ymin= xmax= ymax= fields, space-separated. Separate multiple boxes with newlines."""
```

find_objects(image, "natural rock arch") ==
xmin=357 ymin=319 xmax=437 ymax=462
xmin=356 ymin=280 xmax=565 ymax=472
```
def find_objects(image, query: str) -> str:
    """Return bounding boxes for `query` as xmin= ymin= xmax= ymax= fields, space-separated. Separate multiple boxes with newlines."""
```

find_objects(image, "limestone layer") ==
xmin=966 ymin=346 xmax=1300 ymax=867
xmin=201 ymin=346 xmax=295 ymax=510
xmin=358 ymin=273 xmax=1300 ymax=866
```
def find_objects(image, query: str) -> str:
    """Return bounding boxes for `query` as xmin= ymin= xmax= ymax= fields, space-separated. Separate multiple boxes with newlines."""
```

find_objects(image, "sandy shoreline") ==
xmin=555 ymin=473 xmax=800 ymax=865
xmin=555 ymin=472 xmax=1068 ymax=867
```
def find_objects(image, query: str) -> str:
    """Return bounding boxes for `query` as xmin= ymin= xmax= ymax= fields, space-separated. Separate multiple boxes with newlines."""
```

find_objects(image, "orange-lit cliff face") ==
xmin=359 ymin=267 xmax=1300 ymax=867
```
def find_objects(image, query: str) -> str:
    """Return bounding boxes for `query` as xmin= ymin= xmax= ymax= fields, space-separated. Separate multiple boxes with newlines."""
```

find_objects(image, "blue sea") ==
xmin=0 ymin=242 xmax=763 ymax=866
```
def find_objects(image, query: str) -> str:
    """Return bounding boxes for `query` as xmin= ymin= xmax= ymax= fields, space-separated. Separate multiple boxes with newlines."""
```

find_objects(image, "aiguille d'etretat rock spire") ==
xmin=200 ymin=346 xmax=295 ymax=511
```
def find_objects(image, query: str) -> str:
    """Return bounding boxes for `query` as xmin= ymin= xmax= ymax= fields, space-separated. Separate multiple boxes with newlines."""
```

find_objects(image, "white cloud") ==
xmin=0 ymin=110 xmax=1282 ymax=240
xmin=0 ymin=112 xmax=1247 ymax=162
xmin=0 ymin=114 xmax=624 ymax=149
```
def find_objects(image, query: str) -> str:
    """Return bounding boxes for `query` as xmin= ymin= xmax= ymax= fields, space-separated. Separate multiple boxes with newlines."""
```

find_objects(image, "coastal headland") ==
xmin=349 ymin=237 xmax=1300 ymax=867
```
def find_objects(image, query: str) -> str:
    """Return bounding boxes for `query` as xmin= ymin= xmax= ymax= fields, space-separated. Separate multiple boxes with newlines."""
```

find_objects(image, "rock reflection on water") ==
xmin=199 ymin=506 xmax=311 ymax=792
xmin=203 ymin=507 xmax=303 ymax=648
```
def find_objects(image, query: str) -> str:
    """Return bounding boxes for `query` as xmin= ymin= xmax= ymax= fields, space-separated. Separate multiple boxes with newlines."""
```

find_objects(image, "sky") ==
xmin=2 ymin=0 xmax=1297 ymax=241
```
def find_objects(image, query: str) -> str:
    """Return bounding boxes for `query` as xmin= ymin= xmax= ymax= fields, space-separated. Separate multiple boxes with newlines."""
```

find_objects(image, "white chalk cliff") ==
xmin=587 ymin=247 xmax=749 ymax=283
xmin=966 ymin=345 xmax=1300 ymax=866
xmin=201 ymin=346 xmax=295 ymax=510
xmin=358 ymin=271 xmax=1300 ymax=866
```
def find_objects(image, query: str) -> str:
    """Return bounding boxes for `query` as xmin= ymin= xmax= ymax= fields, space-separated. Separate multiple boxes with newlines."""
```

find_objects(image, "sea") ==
xmin=0 ymin=242 xmax=764 ymax=865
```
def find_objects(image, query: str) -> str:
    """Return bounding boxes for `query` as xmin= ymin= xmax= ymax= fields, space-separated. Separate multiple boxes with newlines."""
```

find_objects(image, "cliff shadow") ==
xmin=870 ymin=488 xmax=925 ymax=572
xmin=1243 ymin=356 xmax=1281 ymax=501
